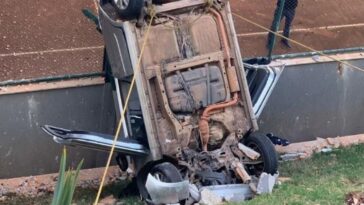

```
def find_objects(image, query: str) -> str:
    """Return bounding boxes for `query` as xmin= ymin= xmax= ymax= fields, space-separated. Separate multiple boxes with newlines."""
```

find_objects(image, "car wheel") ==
xmin=111 ymin=0 xmax=144 ymax=20
xmin=243 ymin=132 xmax=278 ymax=176
xmin=149 ymin=162 xmax=183 ymax=183
xmin=137 ymin=162 xmax=184 ymax=204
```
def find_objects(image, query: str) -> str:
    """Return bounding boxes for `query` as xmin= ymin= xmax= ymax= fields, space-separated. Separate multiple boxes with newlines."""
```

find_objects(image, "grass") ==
xmin=2 ymin=145 xmax=364 ymax=205
xmin=240 ymin=144 xmax=364 ymax=205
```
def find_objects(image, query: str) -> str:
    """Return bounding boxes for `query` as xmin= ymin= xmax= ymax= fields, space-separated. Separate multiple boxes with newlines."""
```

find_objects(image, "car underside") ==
xmin=42 ymin=0 xmax=284 ymax=204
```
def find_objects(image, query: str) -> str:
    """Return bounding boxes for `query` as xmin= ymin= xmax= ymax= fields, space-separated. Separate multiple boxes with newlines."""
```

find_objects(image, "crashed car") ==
xmin=42 ymin=0 xmax=283 ymax=204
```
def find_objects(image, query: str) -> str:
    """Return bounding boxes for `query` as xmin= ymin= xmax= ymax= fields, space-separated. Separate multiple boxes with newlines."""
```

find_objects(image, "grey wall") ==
xmin=0 ymin=84 xmax=116 ymax=179
xmin=258 ymin=58 xmax=364 ymax=142
xmin=1 ymin=58 xmax=364 ymax=178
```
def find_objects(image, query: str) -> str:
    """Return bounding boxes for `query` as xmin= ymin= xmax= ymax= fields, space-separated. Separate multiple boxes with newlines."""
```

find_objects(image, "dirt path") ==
xmin=0 ymin=0 xmax=103 ymax=81
xmin=231 ymin=0 xmax=364 ymax=57
xmin=1 ymin=0 xmax=364 ymax=81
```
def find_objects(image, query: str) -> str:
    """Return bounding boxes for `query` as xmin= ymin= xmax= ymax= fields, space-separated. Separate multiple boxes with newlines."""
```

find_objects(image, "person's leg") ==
xmin=283 ymin=10 xmax=295 ymax=38
xmin=281 ymin=10 xmax=295 ymax=48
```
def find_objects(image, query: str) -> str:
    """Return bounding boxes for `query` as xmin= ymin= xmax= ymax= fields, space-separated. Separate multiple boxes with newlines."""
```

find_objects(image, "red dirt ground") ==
xmin=0 ymin=0 xmax=103 ymax=81
xmin=231 ymin=0 xmax=364 ymax=57
xmin=0 ymin=0 xmax=364 ymax=81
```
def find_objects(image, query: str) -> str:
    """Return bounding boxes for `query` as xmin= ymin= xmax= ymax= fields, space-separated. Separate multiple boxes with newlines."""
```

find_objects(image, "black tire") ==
xmin=243 ymin=132 xmax=278 ymax=176
xmin=150 ymin=162 xmax=183 ymax=183
xmin=137 ymin=162 xmax=183 ymax=204
xmin=111 ymin=0 xmax=144 ymax=20
xmin=115 ymin=153 xmax=128 ymax=171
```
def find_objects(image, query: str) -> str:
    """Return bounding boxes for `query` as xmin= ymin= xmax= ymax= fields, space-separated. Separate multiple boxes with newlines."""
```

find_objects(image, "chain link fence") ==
xmin=231 ymin=0 xmax=364 ymax=60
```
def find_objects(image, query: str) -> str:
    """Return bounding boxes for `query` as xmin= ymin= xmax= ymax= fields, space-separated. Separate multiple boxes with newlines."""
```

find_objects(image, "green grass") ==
xmin=2 ymin=145 xmax=364 ymax=205
xmin=240 ymin=144 xmax=364 ymax=205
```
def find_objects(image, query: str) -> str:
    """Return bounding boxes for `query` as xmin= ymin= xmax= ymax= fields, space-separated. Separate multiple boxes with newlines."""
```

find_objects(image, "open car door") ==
xmin=245 ymin=63 xmax=284 ymax=118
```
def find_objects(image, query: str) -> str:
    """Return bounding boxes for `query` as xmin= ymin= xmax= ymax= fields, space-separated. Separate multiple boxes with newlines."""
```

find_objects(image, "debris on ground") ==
xmin=346 ymin=192 xmax=364 ymax=205
xmin=199 ymin=184 xmax=255 ymax=204
xmin=256 ymin=172 xmax=279 ymax=194
xmin=275 ymin=178 xmax=288 ymax=186
xmin=198 ymin=172 xmax=279 ymax=204
xmin=276 ymin=134 xmax=364 ymax=160
xmin=266 ymin=133 xmax=290 ymax=146
xmin=320 ymin=147 xmax=333 ymax=153
xmin=0 ymin=166 xmax=123 ymax=198
xmin=199 ymin=188 xmax=223 ymax=205
xmin=98 ymin=195 xmax=118 ymax=205
xmin=280 ymin=152 xmax=308 ymax=161
xmin=276 ymin=177 xmax=291 ymax=183
xmin=0 ymin=196 xmax=7 ymax=202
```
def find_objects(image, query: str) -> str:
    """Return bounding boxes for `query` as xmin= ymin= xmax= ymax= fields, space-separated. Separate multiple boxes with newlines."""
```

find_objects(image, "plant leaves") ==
xmin=51 ymin=147 xmax=84 ymax=205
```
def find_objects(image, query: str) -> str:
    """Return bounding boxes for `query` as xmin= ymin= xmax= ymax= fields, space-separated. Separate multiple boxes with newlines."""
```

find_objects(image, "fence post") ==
xmin=267 ymin=0 xmax=286 ymax=60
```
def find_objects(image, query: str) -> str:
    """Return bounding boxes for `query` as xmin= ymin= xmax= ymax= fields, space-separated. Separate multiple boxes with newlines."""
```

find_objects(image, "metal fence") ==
xmin=231 ymin=0 xmax=364 ymax=60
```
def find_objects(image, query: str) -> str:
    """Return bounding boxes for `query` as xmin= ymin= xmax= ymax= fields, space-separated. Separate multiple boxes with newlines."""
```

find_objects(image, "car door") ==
xmin=244 ymin=62 xmax=285 ymax=118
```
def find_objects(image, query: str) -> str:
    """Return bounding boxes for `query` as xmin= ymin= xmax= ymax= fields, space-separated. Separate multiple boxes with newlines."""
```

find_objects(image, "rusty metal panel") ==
xmin=139 ymin=23 xmax=180 ymax=68
xmin=189 ymin=15 xmax=221 ymax=55
xmin=164 ymin=65 xmax=226 ymax=113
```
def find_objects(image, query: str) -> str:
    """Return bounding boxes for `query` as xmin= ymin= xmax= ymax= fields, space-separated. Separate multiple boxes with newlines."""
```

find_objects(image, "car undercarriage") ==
xmin=42 ymin=0 xmax=284 ymax=204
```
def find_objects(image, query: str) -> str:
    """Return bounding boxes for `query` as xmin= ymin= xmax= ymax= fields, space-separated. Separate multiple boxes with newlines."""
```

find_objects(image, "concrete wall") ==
xmin=1 ymin=57 xmax=364 ymax=178
xmin=0 ymin=84 xmax=115 ymax=179
xmin=258 ymin=58 xmax=364 ymax=142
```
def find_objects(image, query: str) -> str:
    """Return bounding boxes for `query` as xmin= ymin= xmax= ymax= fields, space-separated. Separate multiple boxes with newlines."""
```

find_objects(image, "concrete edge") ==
xmin=0 ymin=166 xmax=124 ymax=198
xmin=276 ymin=133 xmax=364 ymax=159
xmin=271 ymin=52 xmax=364 ymax=67
xmin=1 ymin=133 xmax=364 ymax=199
xmin=0 ymin=51 xmax=362 ymax=96
xmin=0 ymin=77 xmax=105 ymax=96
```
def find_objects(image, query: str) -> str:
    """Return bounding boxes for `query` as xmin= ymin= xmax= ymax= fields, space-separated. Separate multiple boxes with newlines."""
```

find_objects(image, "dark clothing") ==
xmin=267 ymin=0 xmax=298 ymax=48
xmin=277 ymin=0 xmax=298 ymax=11
xmin=280 ymin=9 xmax=296 ymax=38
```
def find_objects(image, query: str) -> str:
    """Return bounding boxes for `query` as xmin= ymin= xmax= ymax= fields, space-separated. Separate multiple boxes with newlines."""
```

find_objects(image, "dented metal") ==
xmin=145 ymin=174 xmax=190 ymax=204
xmin=41 ymin=125 xmax=149 ymax=156
xmin=41 ymin=0 xmax=283 ymax=204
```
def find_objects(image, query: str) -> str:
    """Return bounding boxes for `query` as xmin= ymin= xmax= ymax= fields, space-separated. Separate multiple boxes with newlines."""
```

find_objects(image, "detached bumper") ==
xmin=145 ymin=174 xmax=190 ymax=204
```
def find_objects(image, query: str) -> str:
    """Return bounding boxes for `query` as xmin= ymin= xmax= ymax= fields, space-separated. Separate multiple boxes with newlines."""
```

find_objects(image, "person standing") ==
xmin=267 ymin=0 xmax=298 ymax=48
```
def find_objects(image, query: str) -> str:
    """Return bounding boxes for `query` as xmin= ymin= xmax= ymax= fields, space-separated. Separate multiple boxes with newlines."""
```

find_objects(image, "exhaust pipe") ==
xmin=41 ymin=125 xmax=149 ymax=156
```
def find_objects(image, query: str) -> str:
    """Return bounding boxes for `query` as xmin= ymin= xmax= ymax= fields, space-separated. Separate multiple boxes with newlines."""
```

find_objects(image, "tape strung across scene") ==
xmin=93 ymin=2 xmax=363 ymax=204
xmin=93 ymin=13 xmax=156 ymax=205
xmin=233 ymin=1 xmax=364 ymax=72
